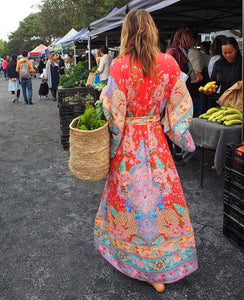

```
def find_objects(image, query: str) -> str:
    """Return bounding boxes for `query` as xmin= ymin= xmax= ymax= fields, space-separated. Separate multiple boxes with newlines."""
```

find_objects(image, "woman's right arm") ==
xmin=101 ymin=59 xmax=126 ymax=158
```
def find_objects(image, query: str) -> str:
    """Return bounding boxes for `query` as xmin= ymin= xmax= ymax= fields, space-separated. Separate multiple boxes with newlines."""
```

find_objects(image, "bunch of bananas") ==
xmin=199 ymin=105 xmax=242 ymax=126
xmin=199 ymin=81 xmax=218 ymax=95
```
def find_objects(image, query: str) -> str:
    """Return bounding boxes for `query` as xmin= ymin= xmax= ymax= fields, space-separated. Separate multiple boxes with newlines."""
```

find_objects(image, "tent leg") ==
xmin=73 ymin=43 xmax=77 ymax=66
xmin=88 ymin=38 xmax=91 ymax=70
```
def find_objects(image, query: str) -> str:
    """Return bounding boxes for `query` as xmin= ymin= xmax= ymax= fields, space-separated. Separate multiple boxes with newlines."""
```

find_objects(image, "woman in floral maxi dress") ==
xmin=94 ymin=9 xmax=198 ymax=293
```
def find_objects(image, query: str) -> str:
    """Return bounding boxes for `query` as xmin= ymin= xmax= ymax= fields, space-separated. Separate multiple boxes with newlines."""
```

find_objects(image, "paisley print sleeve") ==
xmin=101 ymin=60 xmax=127 ymax=158
xmin=163 ymin=78 xmax=196 ymax=152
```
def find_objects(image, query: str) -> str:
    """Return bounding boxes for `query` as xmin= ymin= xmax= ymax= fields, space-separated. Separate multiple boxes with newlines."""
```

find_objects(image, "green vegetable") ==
xmin=76 ymin=101 xmax=105 ymax=131
xmin=91 ymin=66 xmax=98 ymax=72
xmin=58 ymin=60 xmax=90 ymax=88
xmin=93 ymin=83 xmax=107 ymax=91
xmin=77 ymin=124 xmax=88 ymax=131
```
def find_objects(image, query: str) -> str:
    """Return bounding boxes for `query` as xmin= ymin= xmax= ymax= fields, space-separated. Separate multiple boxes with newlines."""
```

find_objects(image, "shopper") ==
xmin=16 ymin=50 xmax=34 ymax=105
xmin=2 ymin=56 xmax=9 ymax=80
xmin=166 ymin=28 xmax=196 ymax=164
xmin=58 ymin=54 xmax=65 ymax=75
xmin=7 ymin=54 xmax=21 ymax=103
xmin=66 ymin=53 xmax=74 ymax=69
xmin=94 ymin=9 xmax=198 ymax=293
xmin=45 ymin=53 xmax=60 ymax=101
xmin=96 ymin=45 xmax=112 ymax=84
xmin=37 ymin=57 xmax=46 ymax=75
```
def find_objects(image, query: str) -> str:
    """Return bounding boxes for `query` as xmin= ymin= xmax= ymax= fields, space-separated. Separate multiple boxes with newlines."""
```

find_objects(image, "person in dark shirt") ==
xmin=7 ymin=54 xmax=21 ymax=103
xmin=210 ymin=37 xmax=242 ymax=101
xmin=37 ymin=57 xmax=46 ymax=75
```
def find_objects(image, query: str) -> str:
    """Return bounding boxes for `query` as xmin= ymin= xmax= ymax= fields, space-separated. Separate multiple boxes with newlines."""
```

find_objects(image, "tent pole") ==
xmin=88 ymin=37 xmax=91 ymax=70
xmin=106 ymin=35 xmax=108 ymax=47
xmin=242 ymin=0 xmax=244 ymax=142
xmin=73 ymin=42 xmax=77 ymax=66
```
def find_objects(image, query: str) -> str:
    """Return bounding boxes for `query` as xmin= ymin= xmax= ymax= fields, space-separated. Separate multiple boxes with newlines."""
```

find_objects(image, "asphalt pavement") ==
xmin=0 ymin=74 xmax=243 ymax=300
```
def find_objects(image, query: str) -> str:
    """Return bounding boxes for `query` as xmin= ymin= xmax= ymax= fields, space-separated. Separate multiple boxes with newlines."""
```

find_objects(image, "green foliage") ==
xmin=76 ymin=100 xmax=105 ymax=130
xmin=4 ymin=0 xmax=129 ymax=55
xmin=39 ymin=0 xmax=78 ymax=40
xmin=59 ymin=60 xmax=90 ymax=88
xmin=73 ymin=0 xmax=129 ymax=28
xmin=0 ymin=40 xmax=8 ymax=58
xmin=7 ymin=13 xmax=49 ymax=55
xmin=93 ymin=82 xmax=107 ymax=91
xmin=91 ymin=66 xmax=97 ymax=72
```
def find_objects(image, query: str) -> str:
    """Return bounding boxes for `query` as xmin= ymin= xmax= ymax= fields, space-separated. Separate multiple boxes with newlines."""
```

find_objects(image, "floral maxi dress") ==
xmin=94 ymin=53 xmax=198 ymax=284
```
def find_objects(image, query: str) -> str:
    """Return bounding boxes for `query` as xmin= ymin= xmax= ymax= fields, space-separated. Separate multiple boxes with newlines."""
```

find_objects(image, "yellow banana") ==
xmin=224 ymin=119 xmax=242 ymax=126
xmin=205 ymin=107 xmax=220 ymax=115
xmin=205 ymin=81 xmax=216 ymax=86
xmin=228 ymin=104 xmax=237 ymax=109
xmin=208 ymin=109 xmax=225 ymax=121
xmin=222 ymin=114 xmax=242 ymax=121
xmin=223 ymin=108 xmax=242 ymax=116
xmin=199 ymin=113 xmax=211 ymax=119
xmin=216 ymin=113 xmax=225 ymax=122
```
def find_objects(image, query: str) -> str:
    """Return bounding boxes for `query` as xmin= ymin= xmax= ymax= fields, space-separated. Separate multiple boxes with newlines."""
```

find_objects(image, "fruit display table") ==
xmin=189 ymin=118 xmax=242 ymax=186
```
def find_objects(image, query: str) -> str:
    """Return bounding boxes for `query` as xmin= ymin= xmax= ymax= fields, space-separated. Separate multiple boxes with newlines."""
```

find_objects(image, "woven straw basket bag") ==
xmin=69 ymin=117 xmax=110 ymax=181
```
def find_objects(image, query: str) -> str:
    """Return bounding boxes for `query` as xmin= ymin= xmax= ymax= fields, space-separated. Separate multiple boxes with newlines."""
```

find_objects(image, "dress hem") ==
xmin=94 ymin=240 xmax=198 ymax=284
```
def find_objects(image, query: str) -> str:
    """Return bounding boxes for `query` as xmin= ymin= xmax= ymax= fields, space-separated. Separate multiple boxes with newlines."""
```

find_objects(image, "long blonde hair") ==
xmin=119 ymin=9 xmax=160 ymax=78
xmin=49 ymin=53 xmax=58 ymax=64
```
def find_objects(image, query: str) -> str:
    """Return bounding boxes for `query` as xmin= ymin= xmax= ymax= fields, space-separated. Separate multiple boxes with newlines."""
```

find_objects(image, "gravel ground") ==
xmin=0 ymin=74 xmax=243 ymax=300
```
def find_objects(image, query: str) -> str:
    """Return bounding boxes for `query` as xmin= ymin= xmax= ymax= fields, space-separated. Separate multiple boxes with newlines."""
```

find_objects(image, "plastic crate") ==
xmin=60 ymin=134 xmax=69 ymax=150
xmin=223 ymin=202 xmax=244 ymax=225
xmin=58 ymin=86 xmax=99 ymax=105
xmin=59 ymin=103 xmax=86 ymax=150
xmin=58 ymin=87 xmax=101 ymax=150
xmin=59 ymin=104 xmax=85 ymax=117
xmin=224 ymin=179 xmax=244 ymax=200
xmin=224 ymin=190 xmax=244 ymax=212
xmin=225 ymin=167 xmax=244 ymax=186
xmin=223 ymin=214 xmax=244 ymax=249
xmin=225 ymin=144 xmax=244 ymax=174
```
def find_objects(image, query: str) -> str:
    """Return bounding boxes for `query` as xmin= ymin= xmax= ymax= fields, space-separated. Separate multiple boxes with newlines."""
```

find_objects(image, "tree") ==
xmin=39 ymin=0 xmax=78 ymax=40
xmin=72 ymin=0 xmax=129 ymax=29
xmin=7 ymin=13 xmax=49 ymax=55
xmin=0 ymin=39 xmax=8 ymax=58
xmin=5 ymin=0 xmax=130 ymax=54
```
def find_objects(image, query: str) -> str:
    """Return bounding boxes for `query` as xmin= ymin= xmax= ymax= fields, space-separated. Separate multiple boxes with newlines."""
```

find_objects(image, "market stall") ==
xmin=53 ymin=28 xmax=78 ymax=54
xmin=29 ymin=44 xmax=47 ymax=58
xmin=87 ymin=0 xmax=242 ymax=47
xmin=189 ymin=118 xmax=242 ymax=186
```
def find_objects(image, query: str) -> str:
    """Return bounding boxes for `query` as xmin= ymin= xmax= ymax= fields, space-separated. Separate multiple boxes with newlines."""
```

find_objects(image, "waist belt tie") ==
xmin=125 ymin=115 xmax=160 ymax=125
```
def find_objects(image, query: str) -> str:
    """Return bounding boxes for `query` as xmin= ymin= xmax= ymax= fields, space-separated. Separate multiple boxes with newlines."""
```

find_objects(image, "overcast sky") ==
xmin=0 ymin=0 xmax=40 ymax=41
